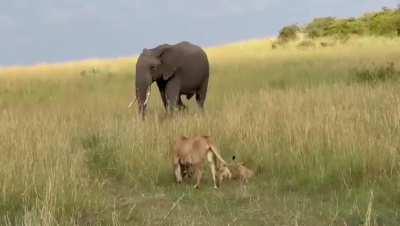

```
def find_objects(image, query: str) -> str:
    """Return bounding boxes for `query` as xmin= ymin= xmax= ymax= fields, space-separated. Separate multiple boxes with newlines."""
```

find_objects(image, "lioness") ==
xmin=173 ymin=135 xmax=230 ymax=189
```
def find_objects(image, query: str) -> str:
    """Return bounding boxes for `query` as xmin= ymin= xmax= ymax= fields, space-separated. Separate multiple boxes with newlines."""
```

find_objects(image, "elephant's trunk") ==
xmin=135 ymin=77 xmax=152 ymax=119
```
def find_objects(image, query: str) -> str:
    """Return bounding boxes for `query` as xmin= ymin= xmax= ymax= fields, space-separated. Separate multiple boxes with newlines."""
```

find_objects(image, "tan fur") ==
xmin=220 ymin=162 xmax=255 ymax=184
xmin=218 ymin=165 xmax=232 ymax=183
xmin=233 ymin=163 xmax=255 ymax=184
xmin=173 ymin=135 xmax=230 ymax=189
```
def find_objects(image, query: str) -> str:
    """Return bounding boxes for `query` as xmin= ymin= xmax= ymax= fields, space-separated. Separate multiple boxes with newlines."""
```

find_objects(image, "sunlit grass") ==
xmin=1 ymin=36 xmax=400 ymax=225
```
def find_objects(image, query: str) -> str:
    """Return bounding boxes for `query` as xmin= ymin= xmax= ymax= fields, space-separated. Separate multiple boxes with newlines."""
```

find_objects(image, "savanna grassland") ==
xmin=1 ymin=36 xmax=400 ymax=226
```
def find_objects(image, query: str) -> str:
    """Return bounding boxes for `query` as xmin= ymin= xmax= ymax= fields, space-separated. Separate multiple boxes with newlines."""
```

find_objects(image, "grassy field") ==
xmin=1 ymin=37 xmax=400 ymax=225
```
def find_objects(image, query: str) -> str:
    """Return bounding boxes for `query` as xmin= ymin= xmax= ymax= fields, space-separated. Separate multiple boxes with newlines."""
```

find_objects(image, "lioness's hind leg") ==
xmin=207 ymin=152 xmax=218 ymax=188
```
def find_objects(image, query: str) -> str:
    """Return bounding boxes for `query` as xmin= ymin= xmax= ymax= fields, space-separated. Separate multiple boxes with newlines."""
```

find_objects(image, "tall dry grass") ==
xmin=1 ymin=37 xmax=400 ymax=225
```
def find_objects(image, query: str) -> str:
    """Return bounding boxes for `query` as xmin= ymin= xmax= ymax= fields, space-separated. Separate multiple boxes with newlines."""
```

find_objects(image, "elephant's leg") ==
xmin=165 ymin=79 xmax=180 ymax=113
xmin=156 ymin=81 xmax=168 ymax=111
xmin=195 ymin=79 xmax=209 ymax=110
xmin=178 ymin=96 xmax=187 ymax=111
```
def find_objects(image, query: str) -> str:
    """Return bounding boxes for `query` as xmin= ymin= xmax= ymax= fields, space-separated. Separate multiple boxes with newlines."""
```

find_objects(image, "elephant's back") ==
xmin=175 ymin=41 xmax=203 ymax=52
xmin=180 ymin=53 xmax=209 ymax=88
xmin=173 ymin=42 xmax=209 ymax=92
xmin=176 ymin=42 xmax=209 ymax=74
xmin=176 ymin=42 xmax=208 ymax=62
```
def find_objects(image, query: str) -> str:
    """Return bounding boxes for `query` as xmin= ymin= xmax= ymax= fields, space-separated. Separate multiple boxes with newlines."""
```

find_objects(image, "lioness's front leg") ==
xmin=174 ymin=163 xmax=183 ymax=183
xmin=194 ymin=167 xmax=203 ymax=189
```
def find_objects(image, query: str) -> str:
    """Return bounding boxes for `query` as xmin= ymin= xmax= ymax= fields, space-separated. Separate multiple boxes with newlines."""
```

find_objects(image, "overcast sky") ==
xmin=0 ymin=0 xmax=398 ymax=66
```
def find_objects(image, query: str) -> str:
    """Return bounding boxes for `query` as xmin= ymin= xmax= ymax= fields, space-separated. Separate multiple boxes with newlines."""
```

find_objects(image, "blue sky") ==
xmin=0 ymin=0 xmax=398 ymax=66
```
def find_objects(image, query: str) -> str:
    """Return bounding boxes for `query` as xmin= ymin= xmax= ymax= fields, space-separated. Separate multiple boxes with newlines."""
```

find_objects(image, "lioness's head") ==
xmin=180 ymin=163 xmax=194 ymax=179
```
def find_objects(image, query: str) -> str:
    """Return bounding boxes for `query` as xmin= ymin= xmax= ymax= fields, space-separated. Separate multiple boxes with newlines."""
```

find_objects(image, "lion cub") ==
xmin=219 ymin=156 xmax=255 ymax=184
xmin=173 ymin=135 xmax=231 ymax=189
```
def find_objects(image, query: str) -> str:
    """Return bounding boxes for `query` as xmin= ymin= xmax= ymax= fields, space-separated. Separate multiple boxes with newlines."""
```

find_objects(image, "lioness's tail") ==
xmin=207 ymin=142 xmax=227 ymax=165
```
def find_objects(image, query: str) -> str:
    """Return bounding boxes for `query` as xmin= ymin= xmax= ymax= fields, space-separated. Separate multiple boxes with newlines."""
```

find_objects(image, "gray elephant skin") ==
xmin=133 ymin=41 xmax=210 ymax=118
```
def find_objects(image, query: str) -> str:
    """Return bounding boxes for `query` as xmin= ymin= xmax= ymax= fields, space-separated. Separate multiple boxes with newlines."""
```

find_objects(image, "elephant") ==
xmin=132 ymin=41 xmax=210 ymax=119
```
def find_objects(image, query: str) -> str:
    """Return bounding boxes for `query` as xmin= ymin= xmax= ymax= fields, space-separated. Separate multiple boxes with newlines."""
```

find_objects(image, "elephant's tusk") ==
xmin=143 ymin=88 xmax=151 ymax=106
xmin=128 ymin=94 xmax=137 ymax=109
xmin=128 ymin=101 xmax=134 ymax=109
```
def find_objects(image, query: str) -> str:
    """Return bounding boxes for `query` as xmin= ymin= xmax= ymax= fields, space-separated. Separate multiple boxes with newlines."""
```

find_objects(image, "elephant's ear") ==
xmin=151 ymin=44 xmax=171 ymax=57
xmin=158 ymin=63 xmax=177 ymax=80
xmin=152 ymin=44 xmax=177 ymax=80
